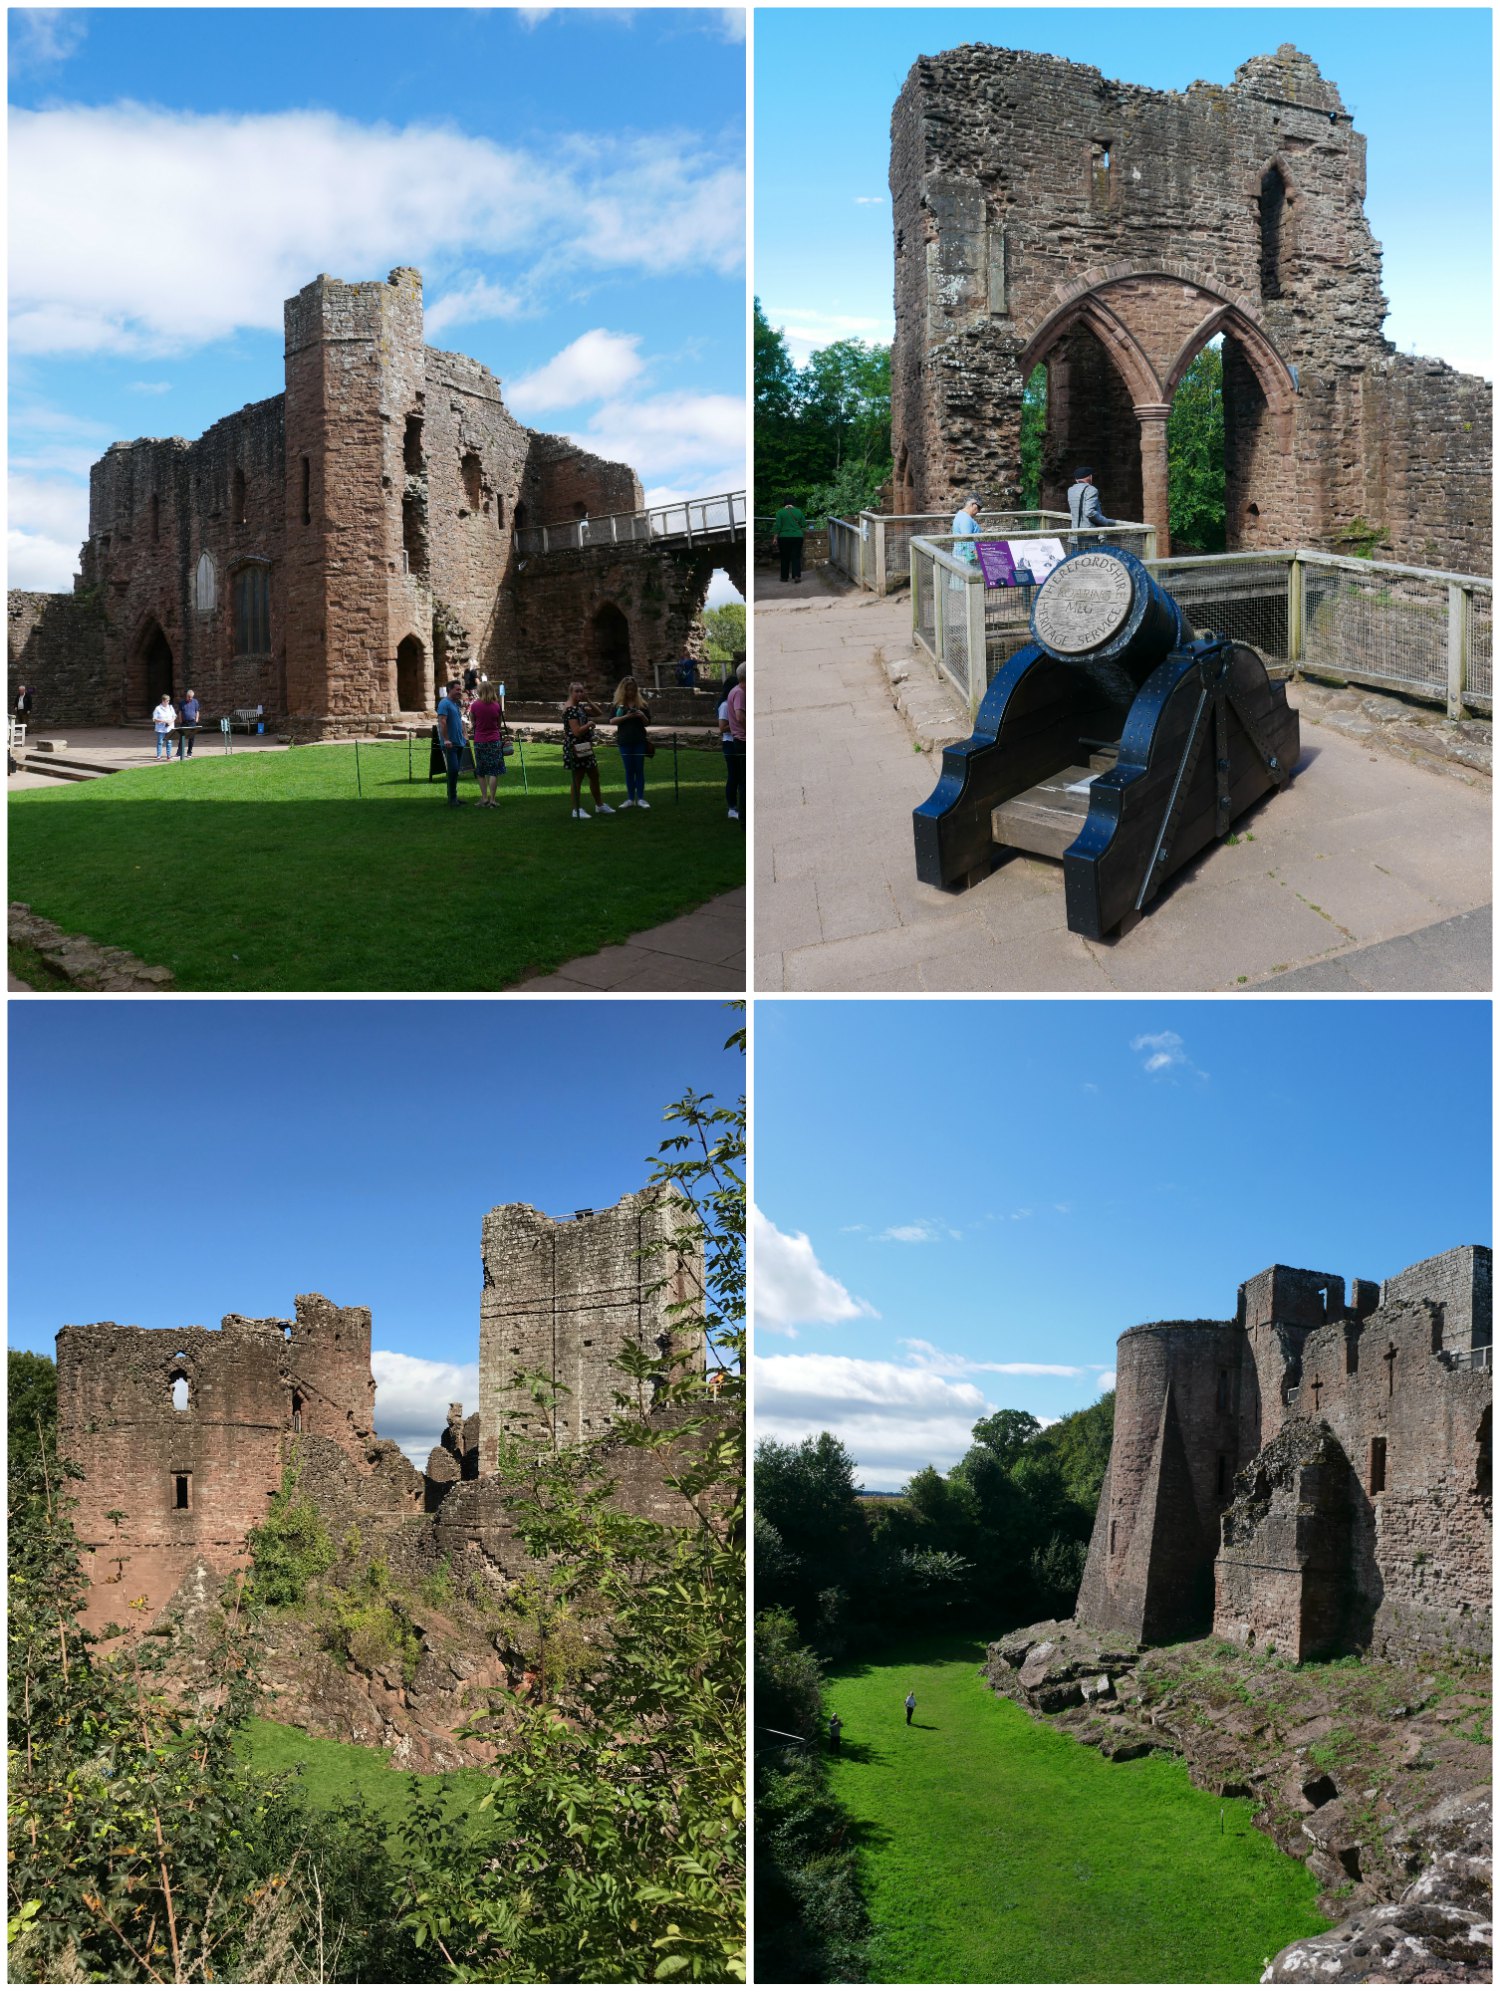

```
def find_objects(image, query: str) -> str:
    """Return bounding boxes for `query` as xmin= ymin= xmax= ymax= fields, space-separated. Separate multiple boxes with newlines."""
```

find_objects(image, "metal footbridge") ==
xmin=515 ymin=490 xmax=746 ymax=557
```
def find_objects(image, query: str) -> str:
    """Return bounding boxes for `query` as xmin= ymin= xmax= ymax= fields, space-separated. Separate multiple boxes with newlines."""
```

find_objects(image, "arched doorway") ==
xmin=396 ymin=634 xmax=428 ymax=712
xmin=126 ymin=618 xmax=174 ymax=718
xmin=589 ymin=603 xmax=631 ymax=687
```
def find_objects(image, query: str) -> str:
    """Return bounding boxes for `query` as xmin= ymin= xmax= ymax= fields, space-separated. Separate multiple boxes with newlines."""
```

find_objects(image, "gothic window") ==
xmin=232 ymin=466 xmax=246 ymax=524
xmin=173 ymin=1473 xmax=191 ymax=1510
xmin=169 ymin=1369 xmax=190 ymax=1412
xmin=233 ymin=565 xmax=271 ymax=657
xmin=291 ymin=1390 xmax=303 ymax=1434
xmin=1259 ymin=166 xmax=1288 ymax=300
xmin=1090 ymin=139 xmax=1112 ymax=199
xmin=461 ymin=452 xmax=483 ymax=513
xmin=193 ymin=550 xmax=216 ymax=616
xmin=404 ymin=415 xmax=424 ymax=475
xmin=1369 ymin=1436 xmax=1387 ymax=1496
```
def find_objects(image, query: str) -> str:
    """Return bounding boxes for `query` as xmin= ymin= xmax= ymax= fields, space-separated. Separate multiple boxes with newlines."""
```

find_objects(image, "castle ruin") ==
xmin=10 ymin=268 xmax=744 ymax=734
xmin=890 ymin=43 xmax=1491 ymax=568
xmin=1076 ymin=1246 xmax=1492 ymax=1662
xmin=56 ymin=1189 xmax=705 ymax=1635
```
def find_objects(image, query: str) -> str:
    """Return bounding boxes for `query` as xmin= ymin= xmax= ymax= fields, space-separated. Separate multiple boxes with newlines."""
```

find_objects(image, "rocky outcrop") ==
xmin=1264 ymin=1792 xmax=1491 ymax=1983
xmin=988 ymin=1621 xmax=1492 ymax=1978
xmin=10 ymin=902 xmax=174 ymax=990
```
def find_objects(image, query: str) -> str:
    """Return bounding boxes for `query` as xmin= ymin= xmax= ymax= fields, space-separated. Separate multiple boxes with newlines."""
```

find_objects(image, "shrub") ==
xmin=246 ymin=1461 xmax=335 ymax=1608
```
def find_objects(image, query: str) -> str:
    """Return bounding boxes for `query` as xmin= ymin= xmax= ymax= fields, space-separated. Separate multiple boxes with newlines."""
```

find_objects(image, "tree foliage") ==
xmin=755 ymin=301 xmax=891 ymax=520
xmin=701 ymin=603 xmax=746 ymax=661
xmin=1168 ymin=344 xmax=1227 ymax=552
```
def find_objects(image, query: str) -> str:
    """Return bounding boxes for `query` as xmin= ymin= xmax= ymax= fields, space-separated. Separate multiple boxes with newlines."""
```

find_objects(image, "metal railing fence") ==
xmin=516 ymin=490 xmax=745 ymax=555
xmin=908 ymin=539 xmax=1493 ymax=721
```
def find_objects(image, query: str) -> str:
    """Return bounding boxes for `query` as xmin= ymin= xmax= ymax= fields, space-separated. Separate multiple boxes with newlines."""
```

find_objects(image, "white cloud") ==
xmin=901 ymin=1339 xmax=1085 ymax=1379
xmin=517 ymin=6 xmax=554 ymax=23
xmin=762 ymin=304 xmax=893 ymax=369
xmin=425 ymin=275 xmax=526 ymax=339
xmin=877 ymin=1220 xmax=960 ymax=1244
xmin=574 ymin=392 xmax=744 ymax=496
xmin=10 ymin=8 xmax=86 ymax=70
xmin=716 ymin=9 xmax=747 ymax=42
xmin=7 ymin=473 xmax=88 ymax=588
xmin=127 ymin=380 xmax=173 ymax=396
xmin=507 ymin=329 xmax=645 ymax=415
xmin=704 ymin=567 xmax=745 ymax=608
xmin=1099 ymin=1370 xmax=1117 ymax=1392
xmin=1130 ymin=1029 xmax=1208 ymax=1080
xmin=852 ymin=196 xmax=885 ymax=205
xmin=753 ymin=1207 xmax=876 ymax=1337
xmin=371 ymin=1349 xmax=480 ymax=1468
xmin=9 ymin=105 xmax=742 ymax=361
xmin=757 ymin=1352 xmax=988 ymax=1487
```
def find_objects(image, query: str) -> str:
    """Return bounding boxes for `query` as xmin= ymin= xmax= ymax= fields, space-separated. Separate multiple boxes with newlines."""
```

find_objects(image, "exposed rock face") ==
xmin=987 ymin=1621 xmax=1491 ymax=1977
xmin=1264 ymin=1793 xmax=1491 ymax=1983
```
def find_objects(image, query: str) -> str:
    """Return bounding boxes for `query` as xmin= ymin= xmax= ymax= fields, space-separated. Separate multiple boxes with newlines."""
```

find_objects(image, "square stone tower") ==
xmin=477 ymin=1189 xmax=704 ymax=1465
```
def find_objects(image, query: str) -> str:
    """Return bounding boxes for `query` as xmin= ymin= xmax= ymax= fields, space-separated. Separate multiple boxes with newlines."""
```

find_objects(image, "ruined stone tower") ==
xmin=890 ymin=43 xmax=1491 ymax=567
xmin=1076 ymin=1247 xmax=1491 ymax=1661
xmin=478 ymin=1189 xmax=704 ymax=1465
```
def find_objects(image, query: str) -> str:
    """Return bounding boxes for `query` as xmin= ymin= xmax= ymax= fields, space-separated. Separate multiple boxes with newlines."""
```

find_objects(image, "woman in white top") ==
xmin=152 ymin=695 xmax=177 ymax=761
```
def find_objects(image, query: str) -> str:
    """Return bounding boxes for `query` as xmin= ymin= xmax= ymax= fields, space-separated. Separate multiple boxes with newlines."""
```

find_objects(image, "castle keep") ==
xmin=11 ymin=268 xmax=741 ymax=733
xmin=57 ymin=1188 xmax=705 ymax=1635
xmin=1076 ymin=1247 xmax=1491 ymax=1662
xmin=890 ymin=44 xmax=1491 ymax=568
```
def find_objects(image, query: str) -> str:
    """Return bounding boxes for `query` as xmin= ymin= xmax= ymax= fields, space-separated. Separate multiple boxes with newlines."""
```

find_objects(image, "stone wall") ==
xmin=478 ymin=1188 xmax=704 ymax=1465
xmin=1077 ymin=1247 xmax=1492 ymax=1661
xmin=7 ymin=590 xmax=109 ymax=726
xmin=890 ymin=41 xmax=1491 ymax=570
xmin=10 ymin=267 xmax=727 ymax=733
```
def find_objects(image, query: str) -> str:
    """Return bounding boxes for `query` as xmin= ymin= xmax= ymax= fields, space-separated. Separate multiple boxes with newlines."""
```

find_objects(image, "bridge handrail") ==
xmin=517 ymin=490 xmax=746 ymax=555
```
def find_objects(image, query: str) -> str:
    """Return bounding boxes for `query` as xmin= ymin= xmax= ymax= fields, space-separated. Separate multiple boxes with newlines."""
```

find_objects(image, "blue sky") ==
xmin=753 ymin=1000 xmax=1492 ymax=1488
xmin=756 ymin=9 xmax=1491 ymax=373
xmin=8 ymin=998 xmax=743 ymax=1463
xmin=9 ymin=6 xmax=746 ymax=593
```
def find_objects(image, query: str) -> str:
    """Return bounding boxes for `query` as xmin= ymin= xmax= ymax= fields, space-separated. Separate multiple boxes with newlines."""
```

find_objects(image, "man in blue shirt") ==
xmin=436 ymin=680 xmax=466 ymax=807
xmin=175 ymin=688 xmax=201 ymax=758
xmin=951 ymin=495 xmax=983 ymax=563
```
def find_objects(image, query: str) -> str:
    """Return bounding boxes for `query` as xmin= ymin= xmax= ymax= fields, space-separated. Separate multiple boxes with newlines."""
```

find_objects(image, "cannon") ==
xmin=913 ymin=546 xmax=1300 ymax=938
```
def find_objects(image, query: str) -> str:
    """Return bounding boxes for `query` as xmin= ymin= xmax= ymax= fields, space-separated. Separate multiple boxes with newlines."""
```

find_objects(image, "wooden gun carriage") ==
xmin=913 ymin=546 xmax=1300 ymax=939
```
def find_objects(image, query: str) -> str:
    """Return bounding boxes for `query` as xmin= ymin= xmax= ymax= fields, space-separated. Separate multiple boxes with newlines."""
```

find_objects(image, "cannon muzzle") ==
xmin=913 ymin=545 xmax=1300 ymax=937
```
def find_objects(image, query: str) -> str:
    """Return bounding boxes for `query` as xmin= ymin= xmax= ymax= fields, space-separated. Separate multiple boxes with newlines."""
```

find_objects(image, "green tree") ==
xmin=1019 ymin=365 xmax=1047 ymax=510
xmin=1167 ymin=344 xmax=1226 ymax=552
xmin=754 ymin=300 xmax=892 ymax=519
xmin=392 ymin=1012 xmax=746 ymax=1983
xmin=702 ymin=602 xmax=746 ymax=661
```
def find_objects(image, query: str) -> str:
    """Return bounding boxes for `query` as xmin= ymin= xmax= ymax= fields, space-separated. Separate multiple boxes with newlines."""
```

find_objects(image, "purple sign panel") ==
xmin=975 ymin=540 xmax=1018 ymax=588
xmin=976 ymin=536 xmax=1068 ymax=589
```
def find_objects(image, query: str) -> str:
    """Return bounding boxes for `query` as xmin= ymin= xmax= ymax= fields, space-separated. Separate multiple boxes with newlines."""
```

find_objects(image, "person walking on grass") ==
xmin=610 ymin=675 xmax=653 ymax=809
xmin=152 ymin=692 xmax=176 ymax=760
xmin=562 ymin=681 xmax=614 ymax=820
xmin=829 ymin=1713 xmax=843 ymax=1752
xmin=905 ymin=1690 xmax=916 ymax=1726
xmin=724 ymin=661 xmax=746 ymax=822
xmin=469 ymin=682 xmax=505 ymax=809
xmin=175 ymin=688 xmax=201 ymax=758
xmin=436 ymin=677 xmax=466 ymax=808
xmin=774 ymin=497 xmax=806 ymax=583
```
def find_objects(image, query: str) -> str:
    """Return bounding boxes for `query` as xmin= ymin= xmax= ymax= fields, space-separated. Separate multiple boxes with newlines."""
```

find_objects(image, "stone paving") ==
xmin=512 ymin=887 xmax=745 ymax=992
xmin=754 ymin=578 xmax=1493 ymax=993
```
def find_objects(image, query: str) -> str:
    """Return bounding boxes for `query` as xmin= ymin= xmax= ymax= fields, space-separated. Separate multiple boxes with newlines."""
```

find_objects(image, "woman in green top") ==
xmin=610 ymin=675 xmax=653 ymax=809
xmin=774 ymin=499 xmax=806 ymax=583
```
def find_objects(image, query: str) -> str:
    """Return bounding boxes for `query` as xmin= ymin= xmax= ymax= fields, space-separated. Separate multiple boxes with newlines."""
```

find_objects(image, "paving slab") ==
xmin=510 ymin=888 xmax=745 ymax=993
xmin=753 ymin=588 xmax=1492 ymax=993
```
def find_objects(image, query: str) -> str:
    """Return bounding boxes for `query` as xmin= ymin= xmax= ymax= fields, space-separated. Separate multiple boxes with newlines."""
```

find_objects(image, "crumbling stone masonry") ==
xmin=890 ymin=43 xmax=1491 ymax=568
xmin=1076 ymin=1246 xmax=1491 ymax=1661
xmin=57 ymin=1187 xmax=706 ymax=1635
xmin=9 ymin=269 xmax=724 ymax=733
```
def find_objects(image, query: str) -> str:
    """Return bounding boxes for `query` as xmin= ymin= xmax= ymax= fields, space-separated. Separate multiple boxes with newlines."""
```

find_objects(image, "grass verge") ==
xmin=822 ymin=1636 xmax=1330 ymax=1984
xmin=238 ymin=1718 xmax=492 ymax=1838
xmin=8 ymin=739 xmax=742 ymax=991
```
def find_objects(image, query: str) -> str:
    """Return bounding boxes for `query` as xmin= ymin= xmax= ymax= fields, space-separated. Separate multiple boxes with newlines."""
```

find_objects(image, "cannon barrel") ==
xmin=913 ymin=544 xmax=1300 ymax=938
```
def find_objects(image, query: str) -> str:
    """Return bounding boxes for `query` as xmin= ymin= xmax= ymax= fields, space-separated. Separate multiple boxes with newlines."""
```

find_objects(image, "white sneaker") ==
xmin=618 ymin=798 xmax=634 ymax=808
xmin=572 ymin=808 xmax=589 ymax=819
xmin=728 ymin=808 xmax=740 ymax=819
xmin=596 ymin=802 xmax=616 ymax=815
xmin=636 ymin=798 xmax=650 ymax=810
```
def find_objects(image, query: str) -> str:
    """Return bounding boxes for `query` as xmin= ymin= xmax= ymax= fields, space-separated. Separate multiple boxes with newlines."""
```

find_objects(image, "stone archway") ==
xmin=125 ymin=617 xmax=174 ymax=719
xmin=396 ymin=633 xmax=428 ymax=712
xmin=1019 ymin=270 xmax=1298 ymax=553
xmin=588 ymin=603 xmax=631 ymax=687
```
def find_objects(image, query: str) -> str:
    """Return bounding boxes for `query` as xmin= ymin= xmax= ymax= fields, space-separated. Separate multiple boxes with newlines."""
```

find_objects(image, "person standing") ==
xmin=14 ymin=683 xmax=32 ymax=721
xmin=468 ymin=683 xmax=505 ymax=809
xmin=436 ymin=678 xmax=466 ymax=808
xmin=1066 ymin=465 xmax=1118 ymax=532
xmin=904 ymin=1690 xmax=916 ymax=1727
xmin=176 ymin=687 xmax=201 ymax=758
xmin=828 ymin=1713 xmax=843 ymax=1752
xmin=610 ymin=675 xmax=653 ymax=810
xmin=152 ymin=692 xmax=176 ymax=760
xmin=951 ymin=496 xmax=983 ymax=563
xmin=562 ymin=681 xmax=614 ymax=819
xmin=774 ymin=497 xmax=806 ymax=583
xmin=724 ymin=661 xmax=746 ymax=823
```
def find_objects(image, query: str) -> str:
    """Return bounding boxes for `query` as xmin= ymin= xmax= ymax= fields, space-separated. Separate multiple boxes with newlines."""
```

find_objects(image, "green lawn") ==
xmin=238 ymin=1718 xmax=492 ymax=1840
xmin=822 ymin=1638 xmax=1330 ymax=1984
xmin=8 ymin=739 xmax=742 ymax=990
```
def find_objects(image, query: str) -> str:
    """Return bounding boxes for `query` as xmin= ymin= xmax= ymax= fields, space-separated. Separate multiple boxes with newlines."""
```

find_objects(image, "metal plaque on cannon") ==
xmin=913 ymin=545 xmax=1300 ymax=938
